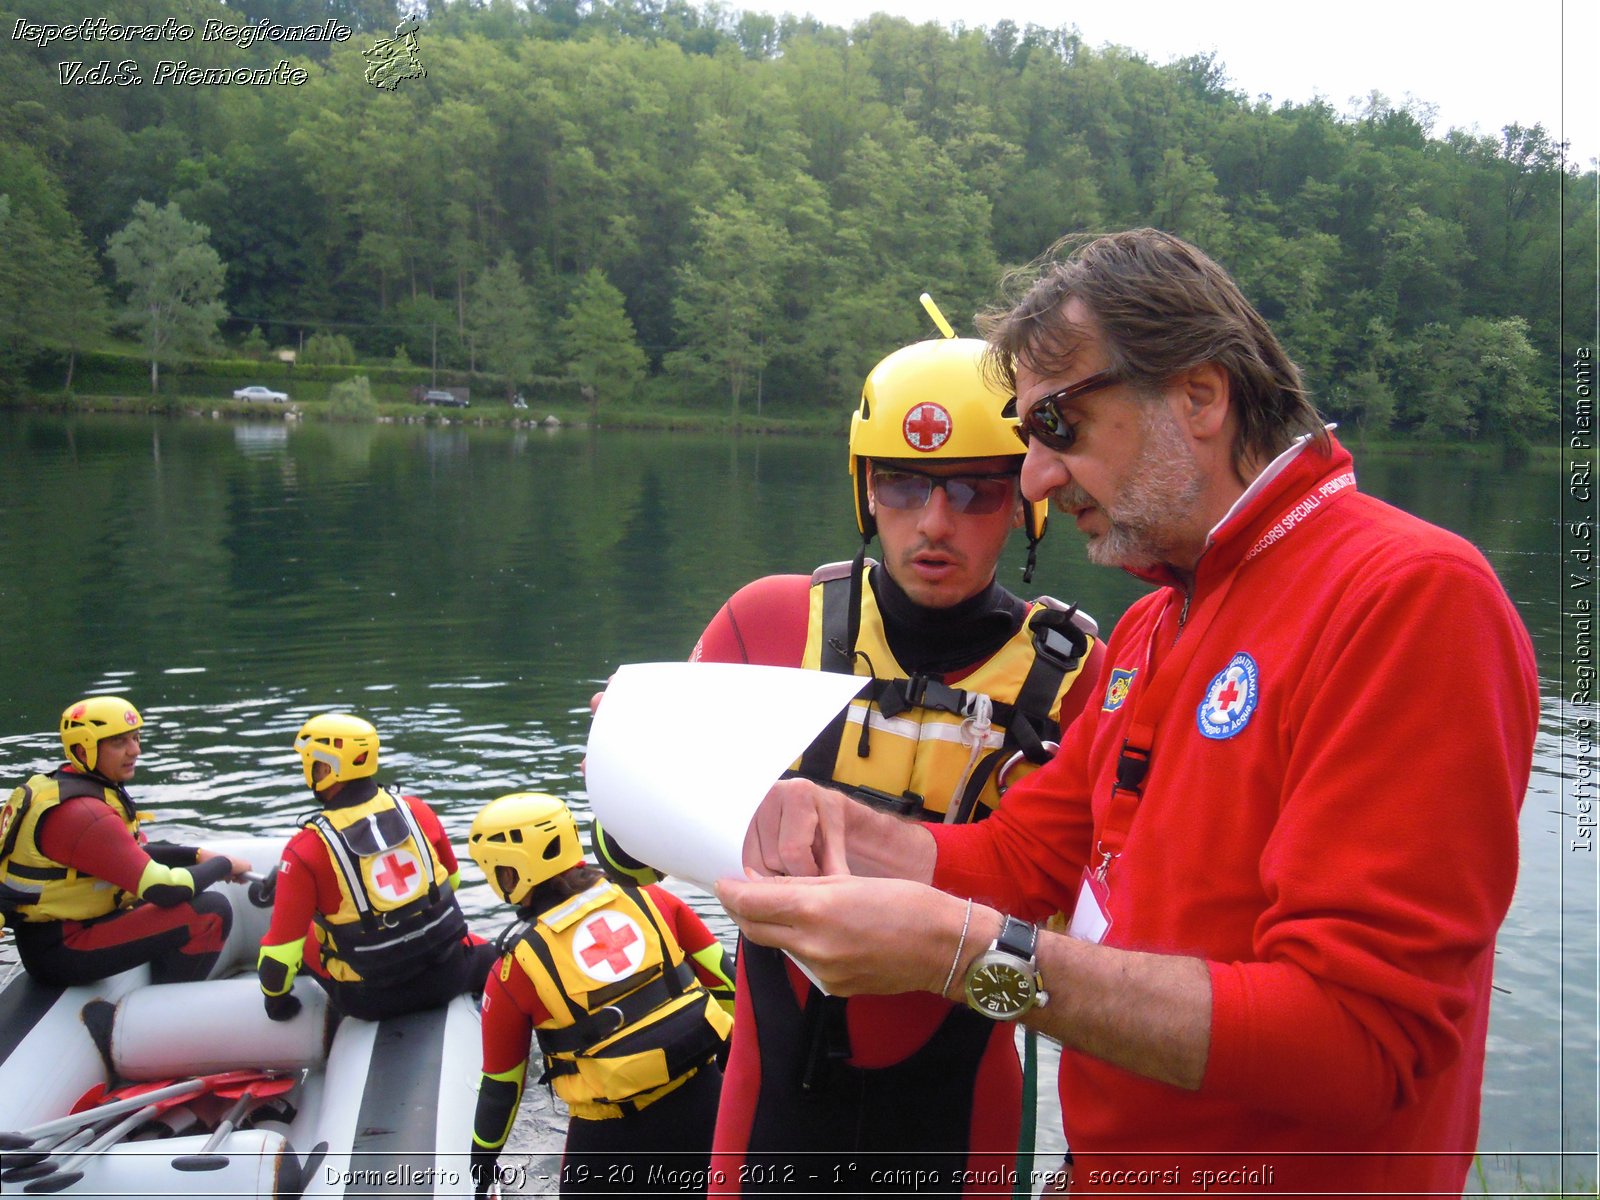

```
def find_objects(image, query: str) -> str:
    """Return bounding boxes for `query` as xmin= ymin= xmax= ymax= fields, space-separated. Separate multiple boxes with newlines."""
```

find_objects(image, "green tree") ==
xmin=0 ymin=140 xmax=112 ymax=390
xmin=666 ymin=192 xmax=790 ymax=417
xmin=302 ymin=332 xmax=358 ymax=365
xmin=0 ymin=195 xmax=111 ymax=390
xmin=241 ymin=325 xmax=270 ymax=360
xmin=558 ymin=268 xmax=646 ymax=414
xmin=1391 ymin=316 xmax=1549 ymax=442
xmin=105 ymin=200 xmax=227 ymax=395
xmin=467 ymin=253 xmax=547 ymax=399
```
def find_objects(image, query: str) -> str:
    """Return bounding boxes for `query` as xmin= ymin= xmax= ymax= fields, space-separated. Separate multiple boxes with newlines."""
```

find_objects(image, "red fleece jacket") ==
xmin=931 ymin=436 xmax=1538 ymax=1197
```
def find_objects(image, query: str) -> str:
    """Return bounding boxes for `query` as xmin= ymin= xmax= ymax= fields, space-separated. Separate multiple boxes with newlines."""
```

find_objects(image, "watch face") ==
xmin=965 ymin=958 xmax=1037 ymax=1018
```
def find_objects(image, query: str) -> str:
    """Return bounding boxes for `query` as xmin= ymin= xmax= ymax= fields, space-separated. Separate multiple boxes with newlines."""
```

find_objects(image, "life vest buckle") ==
xmin=1115 ymin=742 xmax=1151 ymax=793
xmin=996 ymin=742 xmax=1059 ymax=793
xmin=591 ymin=1005 xmax=626 ymax=1041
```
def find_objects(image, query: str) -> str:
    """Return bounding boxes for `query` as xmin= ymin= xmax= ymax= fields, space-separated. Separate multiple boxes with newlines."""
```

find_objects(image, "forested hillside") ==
xmin=1 ymin=0 xmax=1591 ymax=441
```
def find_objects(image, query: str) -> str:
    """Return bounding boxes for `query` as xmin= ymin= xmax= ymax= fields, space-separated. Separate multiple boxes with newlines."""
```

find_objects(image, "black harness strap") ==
xmin=1004 ymin=605 xmax=1089 ymax=764
xmin=537 ymin=960 xmax=696 ymax=1054
xmin=797 ymin=569 xmax=870 ymax=780
xmin=950 ymin=747 xmax=1010 ymax=825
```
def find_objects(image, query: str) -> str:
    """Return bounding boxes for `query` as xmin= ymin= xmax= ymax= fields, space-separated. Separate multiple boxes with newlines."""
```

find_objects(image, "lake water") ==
xmin=0 ymin=410 xmax=1590 ymax=1194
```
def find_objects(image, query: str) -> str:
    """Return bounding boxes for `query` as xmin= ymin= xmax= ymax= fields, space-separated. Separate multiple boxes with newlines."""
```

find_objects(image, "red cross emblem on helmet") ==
xmin=902 ymin=402 xmax=953 ymax=452
xmin=573 ymin=910 xmax=647 ymax=983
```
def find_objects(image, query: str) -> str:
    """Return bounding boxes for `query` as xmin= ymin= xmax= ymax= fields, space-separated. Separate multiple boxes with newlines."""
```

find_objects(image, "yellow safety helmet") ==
xmin=847 ymin=306 xmax=1048 ymax=563
xmin=60 ymin=695 xmax=143 ymax=773
xmin=468 ymin=792 xmax=586 ymax=907
xmin=293 ymin=713 xmax=380 ymax=792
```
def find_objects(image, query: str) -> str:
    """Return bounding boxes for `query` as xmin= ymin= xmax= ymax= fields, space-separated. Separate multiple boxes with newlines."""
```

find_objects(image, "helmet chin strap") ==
xmin=847 ymin=539 xmax=867 ymax=661
xmin=1022 ymin=532 xmax=1039 ymax=583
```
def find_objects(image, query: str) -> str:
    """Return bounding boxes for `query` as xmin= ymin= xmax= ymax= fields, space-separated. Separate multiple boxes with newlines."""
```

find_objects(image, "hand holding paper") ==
xmin=583 ymin=662 xmax=865 ymax=893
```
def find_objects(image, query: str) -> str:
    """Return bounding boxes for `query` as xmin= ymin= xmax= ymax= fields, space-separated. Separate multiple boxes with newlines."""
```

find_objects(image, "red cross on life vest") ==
xmin=580 ymin=916 xmax=641 ymax=974
xmin=374 ymin=851 xmax=419 ymax=897
xmin=902 ymin=402 xmax=952 ymax=451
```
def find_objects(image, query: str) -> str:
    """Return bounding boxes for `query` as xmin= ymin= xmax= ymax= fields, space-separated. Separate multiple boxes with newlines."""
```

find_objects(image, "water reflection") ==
xmin=232 ymin=423 xmax=290 ymax=456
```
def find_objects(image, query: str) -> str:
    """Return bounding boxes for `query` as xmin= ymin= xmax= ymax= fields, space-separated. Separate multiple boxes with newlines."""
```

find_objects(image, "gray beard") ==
xmin=1065 ymin=404 xmax=1205 ymax=573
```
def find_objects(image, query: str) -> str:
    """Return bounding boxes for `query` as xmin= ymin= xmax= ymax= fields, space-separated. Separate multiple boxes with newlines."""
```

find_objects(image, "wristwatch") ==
xmin=963 ymin=915 xmax=1049 ymax=1020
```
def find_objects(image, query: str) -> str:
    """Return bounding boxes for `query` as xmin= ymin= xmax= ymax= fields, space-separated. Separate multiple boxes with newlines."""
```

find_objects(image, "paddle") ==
xmin=3 ymin=1075 xmax=257 ymax=1187
xmin=171 ymin=1072 xmax=299 ymax=1172
xmin=0 ymin=1069 xmax=271 ymax=1152
xmin=0 ymin=1075 xmax=219 ymax=1149
xmin=22 ymin=1095 xmax=171 ymax=1194
xmin=0 ymin=1124 xmax=102 ymax=1181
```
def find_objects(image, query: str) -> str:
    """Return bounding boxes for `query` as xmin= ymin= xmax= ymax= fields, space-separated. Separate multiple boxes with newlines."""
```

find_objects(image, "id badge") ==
xmin=1067 ymin=866 xmax=1112 ymax=944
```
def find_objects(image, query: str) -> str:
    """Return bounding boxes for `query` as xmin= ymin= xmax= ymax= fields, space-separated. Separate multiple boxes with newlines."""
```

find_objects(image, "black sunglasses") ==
xmin=1013 ymin=369 xmax=1122 ymax=451
xmin=871 ymin=467 xmax=1017 ymax=516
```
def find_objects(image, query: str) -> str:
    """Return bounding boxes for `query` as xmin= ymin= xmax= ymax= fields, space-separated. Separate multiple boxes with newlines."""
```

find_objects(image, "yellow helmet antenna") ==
xmin=919 ymin=292 xmax=956 ymax=339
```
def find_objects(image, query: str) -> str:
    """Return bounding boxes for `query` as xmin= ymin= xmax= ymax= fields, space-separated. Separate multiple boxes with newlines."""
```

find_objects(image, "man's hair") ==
xmin=977 ymin=228 xmax=1327 ymax=472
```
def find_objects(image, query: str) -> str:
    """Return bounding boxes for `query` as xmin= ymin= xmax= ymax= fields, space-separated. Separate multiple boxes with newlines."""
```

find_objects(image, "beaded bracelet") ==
xmin=941 ymin=897 xmax=975 ymax=999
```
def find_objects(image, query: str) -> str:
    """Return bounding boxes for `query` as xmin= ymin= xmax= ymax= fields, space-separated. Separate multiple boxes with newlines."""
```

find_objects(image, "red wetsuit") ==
xmin=261 ymin=783 xmax=493 ymax=1019
xmin=10 ymin=769 xmax=232 ymax=985
xmin=476 ymin=884 xmax=729 ymax=1197
xmin=701 ymin=570 xmax=1105 ymax=1196
xmin=929 ymin=435 xmax=1538 ymax=1197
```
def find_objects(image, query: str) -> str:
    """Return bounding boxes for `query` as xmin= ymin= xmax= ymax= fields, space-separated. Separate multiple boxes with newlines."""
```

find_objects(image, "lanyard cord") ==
xmin=1094 ymin=563 xmax=1245 ymax=880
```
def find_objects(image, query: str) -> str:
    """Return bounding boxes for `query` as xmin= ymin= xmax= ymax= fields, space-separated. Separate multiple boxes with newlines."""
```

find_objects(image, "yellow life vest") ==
xmin=0 ymin=770 xmax=139 ymax=924
xmin=511 ymin=880 xmax=732 ymax=1120
xmin=796 ymin=561 xmax=1098 ymax=822
xmin=307 ymin=786 xmax=466 ymax=984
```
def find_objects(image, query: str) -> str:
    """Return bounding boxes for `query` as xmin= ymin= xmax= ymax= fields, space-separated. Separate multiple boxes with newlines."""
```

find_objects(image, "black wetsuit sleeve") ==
xmin=144 ymin=841 xmax=202 ymax=868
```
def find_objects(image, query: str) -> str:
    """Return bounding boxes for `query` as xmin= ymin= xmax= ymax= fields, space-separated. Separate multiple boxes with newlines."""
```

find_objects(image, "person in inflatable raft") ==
xmin=1 ymin=695 xmax=251 ymax=985
xmin=256 ymin=712 xmax=497 ymax=1021
xmin=468 ymin=792 xmax=734 ymax=1199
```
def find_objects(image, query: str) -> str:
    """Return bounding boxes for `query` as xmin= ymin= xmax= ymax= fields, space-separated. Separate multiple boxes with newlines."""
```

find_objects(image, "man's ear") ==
xmin=1174 ymin=361 xmax=1230 ymax=439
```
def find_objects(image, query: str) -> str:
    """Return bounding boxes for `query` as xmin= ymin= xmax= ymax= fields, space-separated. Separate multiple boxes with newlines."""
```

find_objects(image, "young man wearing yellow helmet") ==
xmin=255 ymin=712 xmax=496 ymax=1022
xmin=0 ymin=695 xmax=250 ymax=986
xmin=466 ymin=793 xmax=733 ymax=1199
xmin=598 ymin=322 xmax=1106 ymax=1194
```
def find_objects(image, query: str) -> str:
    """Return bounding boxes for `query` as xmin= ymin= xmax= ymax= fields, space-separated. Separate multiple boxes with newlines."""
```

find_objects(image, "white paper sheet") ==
xmin=584 ymin=661 xmax=866 ymax=893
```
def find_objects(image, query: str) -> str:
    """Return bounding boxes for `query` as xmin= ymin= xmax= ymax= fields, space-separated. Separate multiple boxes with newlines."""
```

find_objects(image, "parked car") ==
xmin=423 ymin=389 xmax=469 ymax=408
xmin=233 ymin=385 xmax=289 ymax=403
